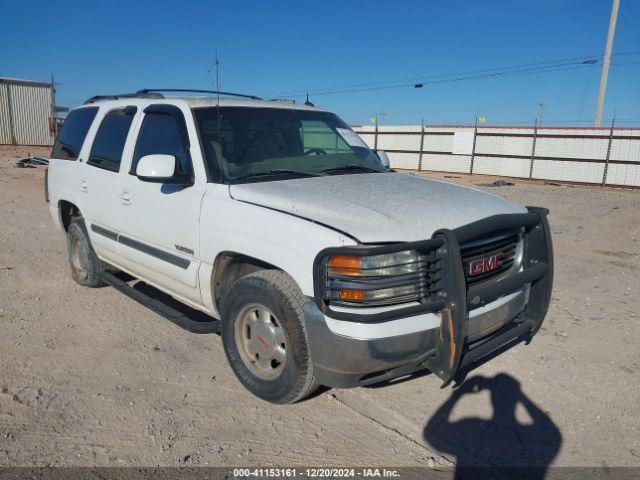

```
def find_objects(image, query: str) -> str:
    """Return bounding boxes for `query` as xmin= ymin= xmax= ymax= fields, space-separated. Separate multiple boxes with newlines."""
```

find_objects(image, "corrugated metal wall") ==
xmin=353 ymin=125 xmax=640 ymax=188
xmin=0 ymin=78 xmax=54 ymax=146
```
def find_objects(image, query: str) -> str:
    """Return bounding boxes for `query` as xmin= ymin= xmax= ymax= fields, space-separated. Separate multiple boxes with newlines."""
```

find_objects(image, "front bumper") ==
xmin=307 ymin=206 xmax=553 ymax=388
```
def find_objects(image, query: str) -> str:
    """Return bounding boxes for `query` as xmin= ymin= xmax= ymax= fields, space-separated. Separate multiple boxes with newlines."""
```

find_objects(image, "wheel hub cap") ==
xmin=70 ymin=237 xmax=89 ymax=280
xmin=235 ymin=305 xmax=286 ymax=380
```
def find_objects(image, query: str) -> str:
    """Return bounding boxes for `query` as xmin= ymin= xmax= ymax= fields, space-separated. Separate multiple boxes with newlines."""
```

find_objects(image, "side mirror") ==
xmin=377 ymin=150 xmax=391 ymax=169
xmin=136 ymin=154 xmax=177 ymax=183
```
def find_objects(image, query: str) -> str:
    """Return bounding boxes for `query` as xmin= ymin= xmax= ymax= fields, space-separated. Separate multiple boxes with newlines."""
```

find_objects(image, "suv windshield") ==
xmin=193 ymin=107 xmax=387 ymax=183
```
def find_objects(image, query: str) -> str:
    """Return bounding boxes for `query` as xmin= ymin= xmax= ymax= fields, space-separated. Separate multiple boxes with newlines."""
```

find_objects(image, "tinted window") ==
xmin=51 ymin=107 xmax=99 ymax=160
xmin=301 ymin=120 xmax=351 ymax=153
xmin=87 ymin=108 xmax=136 ymax=172
xmin=131 ymin=112 xmax=192 ymax=176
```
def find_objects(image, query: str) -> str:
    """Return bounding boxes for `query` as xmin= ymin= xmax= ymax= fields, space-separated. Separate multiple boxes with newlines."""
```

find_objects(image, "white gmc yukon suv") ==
xmin=46 ymin=89 xmax=553 ymax=404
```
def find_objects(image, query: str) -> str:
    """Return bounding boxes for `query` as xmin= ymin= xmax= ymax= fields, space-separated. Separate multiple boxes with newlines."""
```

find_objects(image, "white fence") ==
xmin=352 ymin=125 xmax=640 ymax=188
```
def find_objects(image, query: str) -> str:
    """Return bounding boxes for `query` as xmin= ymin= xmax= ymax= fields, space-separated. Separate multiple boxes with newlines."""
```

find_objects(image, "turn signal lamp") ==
xmin=324 ymin=250 xmax=427 ymax=306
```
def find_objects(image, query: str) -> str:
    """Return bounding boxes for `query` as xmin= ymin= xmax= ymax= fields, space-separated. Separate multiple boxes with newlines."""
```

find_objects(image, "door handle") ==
xmin=120 ymin=190 xmax=131 ymax=205
xmin=79 ymin=181 xmax=88 ymax=193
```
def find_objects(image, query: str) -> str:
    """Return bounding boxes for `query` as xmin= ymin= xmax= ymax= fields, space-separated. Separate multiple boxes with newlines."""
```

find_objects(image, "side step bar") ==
xmin=99 ymin=271 xmax=220 ymax=334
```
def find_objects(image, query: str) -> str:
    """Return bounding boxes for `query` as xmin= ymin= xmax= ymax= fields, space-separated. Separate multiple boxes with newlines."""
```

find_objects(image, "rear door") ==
xmin=78 ymin=106 xmax=138 ymax=264
xmin=116 ymin=104 xmax=206 ymax=304
xmin=48 ymin=106 xmax=100 ymax=223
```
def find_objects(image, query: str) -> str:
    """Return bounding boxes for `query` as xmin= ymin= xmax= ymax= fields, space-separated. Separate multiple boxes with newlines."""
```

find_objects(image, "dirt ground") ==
xmin=1 ymin=145 xmax=639 ymax=469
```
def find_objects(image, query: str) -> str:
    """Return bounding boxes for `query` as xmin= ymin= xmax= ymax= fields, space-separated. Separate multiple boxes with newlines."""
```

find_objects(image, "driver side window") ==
xmin=300 ymin=120 xmax=350 ymax=154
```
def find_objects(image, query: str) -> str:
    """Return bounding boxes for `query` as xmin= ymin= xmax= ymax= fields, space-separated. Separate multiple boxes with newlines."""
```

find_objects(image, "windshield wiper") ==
xmin=230 ymin=169 xmax=325 ymax=183
xmin=321 ymin=164 xmax=385 ymax=174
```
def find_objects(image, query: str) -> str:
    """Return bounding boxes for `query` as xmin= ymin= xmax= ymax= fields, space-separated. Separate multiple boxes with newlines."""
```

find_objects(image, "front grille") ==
xmin=460 ymin=231 xmax=520 ymax=286
xmin=425 ymin=250 xmax=444 ymax=297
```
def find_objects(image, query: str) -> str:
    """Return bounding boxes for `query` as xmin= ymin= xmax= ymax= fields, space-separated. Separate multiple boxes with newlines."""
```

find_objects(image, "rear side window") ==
xmin=87 ymin=107 xmax=137 ymax=172
xmin=131 ymin=112 xmax=192 ymax=177
xmin=51 ymin=107 xmax=99 ymax=160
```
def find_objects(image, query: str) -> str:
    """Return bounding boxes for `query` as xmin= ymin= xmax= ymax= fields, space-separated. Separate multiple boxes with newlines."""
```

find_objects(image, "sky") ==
xmin=1 ymin=0 xmax=640 ymax=126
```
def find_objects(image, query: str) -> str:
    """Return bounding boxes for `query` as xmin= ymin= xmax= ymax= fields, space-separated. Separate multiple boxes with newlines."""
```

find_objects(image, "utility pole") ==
xmin=49 ymin=73 xmax=62 ymax=137
xmin=595 ymin=0 xmax=620 ymax=127
xmin=470 ymin=111 xmax=479 ymax=175
xmin=50 ymin=73 xmax=56 ymax=137
xmin=536 ymin=103 xmax=545 ymax=127
xmin=373 ymin=116 xmax=378 ymax=152
xmin=602 ymin=113 xmax=616 ymax=186
xmin=529 ymin=104 xmax=544 ymax=179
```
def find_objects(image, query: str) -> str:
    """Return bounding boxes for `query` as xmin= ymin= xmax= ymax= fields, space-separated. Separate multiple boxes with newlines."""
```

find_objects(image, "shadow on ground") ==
xmin=423 ymin=373 xmax=561 ymax=479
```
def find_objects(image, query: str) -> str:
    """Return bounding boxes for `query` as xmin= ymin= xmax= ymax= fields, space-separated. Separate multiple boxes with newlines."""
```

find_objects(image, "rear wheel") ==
xmin=66 ymin=218 xmax=105 ymax=288
xmin=221 ymin=270 xmax=317 ymax=404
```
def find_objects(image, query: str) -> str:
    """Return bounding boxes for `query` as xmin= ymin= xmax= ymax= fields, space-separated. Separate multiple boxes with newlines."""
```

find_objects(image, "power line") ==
xmin=285 ymin=54 xmax=602 ymax=94
xmin=265 ymin=52 xmax=640 ymax=99
xmin=279 ymin=62 xmax=601 ymax=98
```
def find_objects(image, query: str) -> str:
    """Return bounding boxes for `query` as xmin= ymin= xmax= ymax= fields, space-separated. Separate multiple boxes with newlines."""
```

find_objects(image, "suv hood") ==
xmin=230 ymin=172 xmax=526 ymax=243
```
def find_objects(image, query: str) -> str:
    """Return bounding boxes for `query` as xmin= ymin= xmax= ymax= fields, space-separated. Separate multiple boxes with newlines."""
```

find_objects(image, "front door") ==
xmin=116 ymin=104 xmax=206 ymax=305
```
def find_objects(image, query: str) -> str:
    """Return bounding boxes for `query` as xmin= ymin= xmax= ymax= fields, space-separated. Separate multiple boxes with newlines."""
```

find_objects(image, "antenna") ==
xmin=215 ymin=50 xmax=220 ymax=102
xmin=215 ymin=50 xmax=222 ymax=152
xmin=304 ymin=92 xmax=314 ymax=107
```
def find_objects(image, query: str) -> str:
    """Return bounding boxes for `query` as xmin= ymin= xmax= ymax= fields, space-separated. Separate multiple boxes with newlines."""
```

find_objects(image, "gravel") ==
xmin=1 ymin=146 xmax=638 ymax=468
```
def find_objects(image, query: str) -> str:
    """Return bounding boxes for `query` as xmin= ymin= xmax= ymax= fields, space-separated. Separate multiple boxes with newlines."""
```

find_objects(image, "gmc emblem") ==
xmin=468 ymin=254 xmax=503 ymax=276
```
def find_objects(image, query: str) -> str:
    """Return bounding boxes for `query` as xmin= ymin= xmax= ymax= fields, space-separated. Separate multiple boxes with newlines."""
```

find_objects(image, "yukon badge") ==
xmin=468 ymin=253 xmax=503 ymax=277
xmin=175 ymin=244 xmax=194 ymax=256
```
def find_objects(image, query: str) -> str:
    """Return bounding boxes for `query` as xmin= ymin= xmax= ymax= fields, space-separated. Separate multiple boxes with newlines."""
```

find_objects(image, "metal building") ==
xmin=0 ymin=77 xmax=55 ymax=146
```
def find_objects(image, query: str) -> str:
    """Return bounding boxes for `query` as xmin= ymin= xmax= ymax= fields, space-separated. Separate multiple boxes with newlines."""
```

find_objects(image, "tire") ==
xmin=221 ymin=270 xmax=317 ymax=404
xmin=66 ymin=217 xmax=106 ymax=288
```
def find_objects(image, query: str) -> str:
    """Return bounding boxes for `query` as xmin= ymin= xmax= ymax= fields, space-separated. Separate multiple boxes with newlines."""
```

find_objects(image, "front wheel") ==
xmin=221 ymin=270 xmax=317 ymax=404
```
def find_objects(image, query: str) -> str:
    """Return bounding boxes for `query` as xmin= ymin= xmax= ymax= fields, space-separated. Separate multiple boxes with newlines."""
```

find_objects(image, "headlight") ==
xmin=328 ymin=251 xmax=422 ymax=277
xmin=322 ymin=249 xmax=431 ymax=306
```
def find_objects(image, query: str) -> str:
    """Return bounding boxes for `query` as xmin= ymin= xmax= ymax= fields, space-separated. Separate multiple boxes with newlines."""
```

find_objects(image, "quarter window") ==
xmin=87 ymin=108 xmax=137 ymax=172
xmin=51 ymin=107 xmax=99 ymax=160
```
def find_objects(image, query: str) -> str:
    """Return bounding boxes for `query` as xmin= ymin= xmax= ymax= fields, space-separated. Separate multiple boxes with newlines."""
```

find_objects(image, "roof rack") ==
xmin=267 ymin=98 xmax=296 ymax=104
xmin=84 ymin=92 xmax=164 ymax=104
xmin=84 ymin=88 xmax=261 ymax=105
xmin=137 ymin=88 xmax=262 ymax=100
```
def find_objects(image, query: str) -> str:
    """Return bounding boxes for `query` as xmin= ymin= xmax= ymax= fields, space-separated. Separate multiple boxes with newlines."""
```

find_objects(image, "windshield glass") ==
xmin=192 ymin=107 xmax=386 ymax=183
